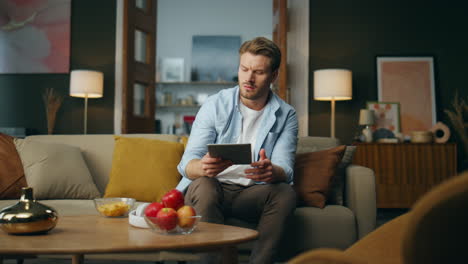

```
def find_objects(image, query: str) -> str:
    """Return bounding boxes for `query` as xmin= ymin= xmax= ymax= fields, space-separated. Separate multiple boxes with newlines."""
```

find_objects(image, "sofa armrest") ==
xmin=345 ymin=165 xmax=376 ymax=239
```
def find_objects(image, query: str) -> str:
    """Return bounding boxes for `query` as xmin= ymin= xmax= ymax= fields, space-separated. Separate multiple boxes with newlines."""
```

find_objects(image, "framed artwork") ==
xmin=367 ymin=101 xmax=401 ymax=134
xmin=191 ymin=35 xmax=241 ymax=82
xmin=160 ymin=58 xmax=184 ymax=82
xmin=376 ymin=56 xmax=436 ymax=134
xmin=0 ymin=0 xmax=71 ymax=73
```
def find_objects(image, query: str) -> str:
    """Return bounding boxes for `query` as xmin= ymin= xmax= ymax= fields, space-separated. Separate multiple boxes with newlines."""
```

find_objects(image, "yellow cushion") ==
xmin=104 ymin=136 xmax=184 ymax=202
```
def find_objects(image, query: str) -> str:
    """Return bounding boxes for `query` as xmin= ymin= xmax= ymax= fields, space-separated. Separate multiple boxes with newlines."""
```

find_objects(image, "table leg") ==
xmin=221 ymin=246 xmax=238 ymax=264
xmin=72 ymin=254 xmax=84 ymax=264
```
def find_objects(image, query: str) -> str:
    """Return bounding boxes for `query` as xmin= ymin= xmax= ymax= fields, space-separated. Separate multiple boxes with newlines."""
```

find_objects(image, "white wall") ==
xmin=157 ymin=0 xmax=272 ymax=82
xmin=288 ymin=0 xmax=309 ymax=137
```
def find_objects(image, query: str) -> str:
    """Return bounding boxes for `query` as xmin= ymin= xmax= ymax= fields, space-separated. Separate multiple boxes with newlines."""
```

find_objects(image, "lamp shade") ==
xmin=359 ymin=109 xmax=375 ymax=125
xmin=70 ymin=70 xmax=104 ymax=98
xmin=314 ymin=69 xmax=352 ymax=101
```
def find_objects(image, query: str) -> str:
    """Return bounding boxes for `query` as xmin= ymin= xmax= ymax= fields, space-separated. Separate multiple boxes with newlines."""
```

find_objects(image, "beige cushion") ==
xmin=25 ymin=134 xmax=182 ymax=194
xmin=14 ymin=138 xmax=100 ymax=200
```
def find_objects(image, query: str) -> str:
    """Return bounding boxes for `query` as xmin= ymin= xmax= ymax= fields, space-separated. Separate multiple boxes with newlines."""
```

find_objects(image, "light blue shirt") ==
xmin=176 ymin=86 xmax=298 ymax=192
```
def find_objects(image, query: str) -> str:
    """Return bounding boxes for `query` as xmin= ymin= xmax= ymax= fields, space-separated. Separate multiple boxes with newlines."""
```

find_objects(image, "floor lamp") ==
xmin=314 ymin=69 xmax=352 ymax=138
xmin=70 ymin=70 xmax=104 ymax=134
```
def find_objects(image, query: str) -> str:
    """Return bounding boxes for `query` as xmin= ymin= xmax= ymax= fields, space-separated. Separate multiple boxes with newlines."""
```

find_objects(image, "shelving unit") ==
xmin=155 ymin=82 xmax=237 ymax=134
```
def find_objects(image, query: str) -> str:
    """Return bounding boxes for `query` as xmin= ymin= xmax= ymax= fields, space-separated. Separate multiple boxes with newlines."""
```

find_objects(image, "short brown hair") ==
xmin=239 ymin=37 xmax=281 ymax=72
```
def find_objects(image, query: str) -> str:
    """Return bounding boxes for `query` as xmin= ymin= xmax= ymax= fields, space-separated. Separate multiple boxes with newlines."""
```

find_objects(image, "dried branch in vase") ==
xmin=444 ymin=91 xmax=468 ymax=160
xmin=42 ymin=88 xmax=63 ymax=134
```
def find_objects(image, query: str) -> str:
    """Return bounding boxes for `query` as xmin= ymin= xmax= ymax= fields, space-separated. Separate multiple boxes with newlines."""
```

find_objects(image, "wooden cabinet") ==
xmin=352 ymin=143 xmax=457 ymax=208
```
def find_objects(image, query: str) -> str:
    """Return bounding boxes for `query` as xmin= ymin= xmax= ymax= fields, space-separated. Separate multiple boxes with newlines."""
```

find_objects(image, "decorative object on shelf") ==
xmin=197 ymin=93 xmax=209 ymax=105
xmin=430 ymin=122 xmax=451 ymax=143
xmin=444 ymin=92 xmax=467 ymax=167
xmin=373 ymin=128 xmax=395 ymax=142
xmin=183 ymin=115 xmax=195 ymax=135
xmin=69 ymin=70 xmax=104 ymax=134
xmin=160 ymin=58 xmax=184 ymax=82
xmin=0 ymin=187 xmax=58 ymax=235
xmin=367 ymin=101 xmax=400 ymax=134
xmin=410 ymin=131 xmax=433 ymax=143
xmin=359 ymin=109 xmax=374 ymax=142
xmin=42 ymin=88 xmax=63 ymax=134
xmin=377 ymin=56 xmax=436 ymax=134
xmin=314 ymin=69 xmax=352 ymax=138
xmin=191 ymin=35 xmax=241 ymax=82
xmin=163 ymin=92 xmax=173 ymax=106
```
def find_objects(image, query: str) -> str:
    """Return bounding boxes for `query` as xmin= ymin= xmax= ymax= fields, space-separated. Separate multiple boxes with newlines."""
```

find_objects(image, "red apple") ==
xmin=177 ymin=205 xmax=197 ymax=228
xmin=144 ymin=202 xmax=164 ymax=217
xmin=162 ymin=189 xmax=185 ymax=210
xmin=155 ymin=208 xmax=178 ymax=230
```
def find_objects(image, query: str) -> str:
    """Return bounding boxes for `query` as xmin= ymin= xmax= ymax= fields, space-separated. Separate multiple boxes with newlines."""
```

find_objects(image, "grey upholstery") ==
xmin=0 ymin=134 xmax=376 ymax=262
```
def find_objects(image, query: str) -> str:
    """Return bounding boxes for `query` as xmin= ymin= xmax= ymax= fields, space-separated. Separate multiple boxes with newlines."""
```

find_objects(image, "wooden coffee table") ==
xmin=0 ymin=215 xmax=258 ymax=264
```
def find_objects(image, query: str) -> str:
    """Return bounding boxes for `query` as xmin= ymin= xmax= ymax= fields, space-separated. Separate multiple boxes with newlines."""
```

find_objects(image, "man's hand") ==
xmin=199 ymin=153 xmax=232 ymax=177
xmin=245 ymin=149 xmax=285 ymax=183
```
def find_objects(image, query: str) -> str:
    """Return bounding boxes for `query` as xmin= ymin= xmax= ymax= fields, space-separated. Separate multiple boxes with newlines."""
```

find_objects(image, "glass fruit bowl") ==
xmin=94 ymin=197 xmax=136 ymax=217
xmin=144 ymin=215 xmax=202 ymax=235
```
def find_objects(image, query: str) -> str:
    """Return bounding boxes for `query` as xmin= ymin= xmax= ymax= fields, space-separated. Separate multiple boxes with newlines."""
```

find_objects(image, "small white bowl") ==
xmin=129 ymin=210 xmax=150 ymax=228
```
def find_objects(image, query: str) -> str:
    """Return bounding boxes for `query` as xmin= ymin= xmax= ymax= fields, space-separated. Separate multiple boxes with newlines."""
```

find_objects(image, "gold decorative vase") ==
xmin=0 ymin=187 xmax=58 ymax=235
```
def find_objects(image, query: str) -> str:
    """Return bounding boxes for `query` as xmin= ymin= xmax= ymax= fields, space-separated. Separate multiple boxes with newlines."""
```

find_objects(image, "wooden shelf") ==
xmin=352 ymin=142 xmax=457 ymax=208
xmin=156 ymin=81 xmax=237 ymax=85
xmin=157 ymin=104 xmax=200 ymax=108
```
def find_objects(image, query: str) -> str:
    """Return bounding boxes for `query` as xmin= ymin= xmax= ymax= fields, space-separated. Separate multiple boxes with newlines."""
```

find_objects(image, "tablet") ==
xmin=207 ymin=143 xmax=252 ymax=164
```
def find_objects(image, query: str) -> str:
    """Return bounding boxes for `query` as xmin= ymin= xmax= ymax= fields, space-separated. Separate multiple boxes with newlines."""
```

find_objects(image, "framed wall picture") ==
xmin=191 ymin=35 xmax=241 ymax=82
xmin=0 ymin=0 xmax=71 ymax=73
xmin=376 ymin=56 xmax=436 ymax=134
xmin=160 ymin=58 xmax=184 ymax=82
xmin=367 ymin=101 xmax=401 ymax=134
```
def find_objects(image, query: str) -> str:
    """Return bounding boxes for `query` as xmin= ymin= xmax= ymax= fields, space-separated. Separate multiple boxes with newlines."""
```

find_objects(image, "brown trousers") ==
xmin=184 ymin=177 xmax=297 ymax=264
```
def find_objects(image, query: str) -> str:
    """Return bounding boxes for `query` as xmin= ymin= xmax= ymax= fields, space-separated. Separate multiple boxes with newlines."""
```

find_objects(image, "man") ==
xmin=176 ymin=37 xmax=298 ymax=264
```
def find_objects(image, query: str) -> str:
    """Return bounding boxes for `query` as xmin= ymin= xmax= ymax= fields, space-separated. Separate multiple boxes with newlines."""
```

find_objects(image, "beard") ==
xmin=239 ymin=82 xmax=268 ymax=101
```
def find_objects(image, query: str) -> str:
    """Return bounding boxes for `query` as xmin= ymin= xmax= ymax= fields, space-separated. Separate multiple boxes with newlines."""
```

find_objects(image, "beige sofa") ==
xmin=0 ymin=134 xmax=376 ymax=262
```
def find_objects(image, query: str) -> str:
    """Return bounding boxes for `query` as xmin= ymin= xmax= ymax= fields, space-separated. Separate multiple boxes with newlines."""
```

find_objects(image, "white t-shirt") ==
xmin=216 ymin=102 xmax=264 ymax=185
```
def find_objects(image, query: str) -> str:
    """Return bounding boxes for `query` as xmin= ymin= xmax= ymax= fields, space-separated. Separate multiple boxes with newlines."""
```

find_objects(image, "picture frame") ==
xmin=366 ymin=101 xmax=401 ymax=134
xmin=160 ymin=58 xmax=184 ymax=82
xmin=0 ymin=0 xmax=71 ymax=73
xmin=376 ymin=56 xmax=437 ymax=134
xmin=191 ymin=35 xmax=241 ymax=82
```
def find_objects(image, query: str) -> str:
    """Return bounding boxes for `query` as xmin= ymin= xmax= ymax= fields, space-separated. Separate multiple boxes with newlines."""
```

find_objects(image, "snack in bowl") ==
xmin=94 ymin=198 xmax=136 ymax=217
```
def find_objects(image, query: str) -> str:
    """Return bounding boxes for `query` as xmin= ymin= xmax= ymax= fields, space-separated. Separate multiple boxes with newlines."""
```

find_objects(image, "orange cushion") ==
xmin=293 ymin=145 xmax=346 ymax=208
xmin=0 ymin=133 xmax=27 ymax=199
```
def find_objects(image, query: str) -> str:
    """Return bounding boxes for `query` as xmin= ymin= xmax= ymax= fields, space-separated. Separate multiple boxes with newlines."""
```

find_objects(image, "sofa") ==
xmin=287 ymin=170 xmax=468 ymax=264
xmin=0 ymin=134 xmax=376 ymax=262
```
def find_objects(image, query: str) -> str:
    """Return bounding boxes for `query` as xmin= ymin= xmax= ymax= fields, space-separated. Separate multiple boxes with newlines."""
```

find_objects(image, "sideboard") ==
xmin=352 ymin=142 xmax=457 ymax=208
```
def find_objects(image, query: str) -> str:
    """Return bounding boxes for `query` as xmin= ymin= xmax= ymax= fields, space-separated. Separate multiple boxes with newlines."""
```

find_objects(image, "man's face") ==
xmin=238 ymin=52 xmax=278 ymax=104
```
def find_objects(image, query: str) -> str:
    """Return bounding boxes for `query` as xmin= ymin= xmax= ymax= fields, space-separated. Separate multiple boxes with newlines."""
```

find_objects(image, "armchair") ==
xmin=288 ymin=170 xmax=468 ymax=264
